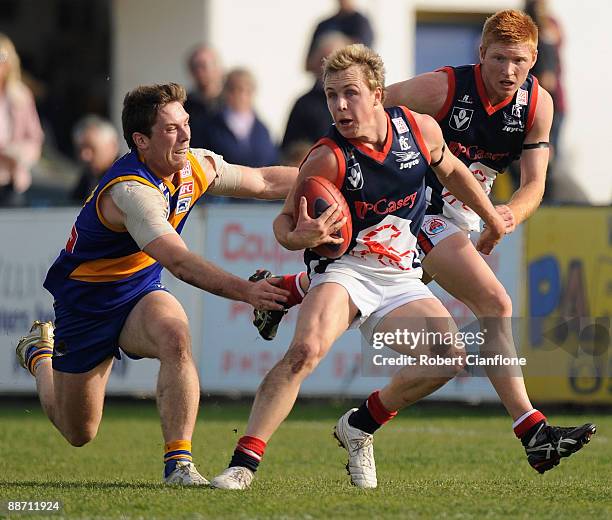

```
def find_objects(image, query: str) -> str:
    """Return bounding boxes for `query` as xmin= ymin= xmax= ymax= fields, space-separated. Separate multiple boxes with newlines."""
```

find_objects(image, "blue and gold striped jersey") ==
xmin=44 ymin=149 xmax=211 ymax=315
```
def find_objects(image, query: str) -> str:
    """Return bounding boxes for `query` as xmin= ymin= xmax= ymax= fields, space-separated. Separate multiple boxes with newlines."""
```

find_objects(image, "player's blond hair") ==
xmin=482 ymin=10 xmax=538 ymax=53
xmin=322 ymin=44 xmax=386 ymax=101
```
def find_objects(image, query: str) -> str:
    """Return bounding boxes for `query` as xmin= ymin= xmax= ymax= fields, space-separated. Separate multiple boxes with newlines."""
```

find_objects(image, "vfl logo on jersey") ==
xmin=424 ymin=217 xmax=447 ymax=236
xmin=502 ymin=112 xmax=525 ymax=133
xmin=459 ymin=94 xmax=473 ymax=104
xmin=449 ymin=107 xmax=473 ymax=131
xmin=176 ymin=197 xmax=192 ymax=215
xmin=346 ymin=154 xmax=363 ymax=190
xmin=516 ymin=88 xmax=528 ymax=106
xmin=179 ymin=181 xmax=194 ymax=196
xmin=392 ymin=116 xmax=409 ymax=134
xmin=180 ymin=161 xmax=192 ymax=178
xmin=391 ymin=150 xmax=420 ymax=170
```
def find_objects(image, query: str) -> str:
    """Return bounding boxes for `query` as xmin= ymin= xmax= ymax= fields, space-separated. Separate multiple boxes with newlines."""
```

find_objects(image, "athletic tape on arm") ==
xmin=109 ymin=181 xmax=177 ymax=249
xmin=191 ymin=148 xmax=243 ymax=196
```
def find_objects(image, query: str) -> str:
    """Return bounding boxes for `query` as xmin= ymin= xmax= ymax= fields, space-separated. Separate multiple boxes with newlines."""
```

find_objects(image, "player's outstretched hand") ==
xmin=246 ymin=276 xmax=290 ymax=311
xmin=288 ymin=196 xmax=347 ymax=250
xmin=495 ymin=204 xmax=517 ymax=234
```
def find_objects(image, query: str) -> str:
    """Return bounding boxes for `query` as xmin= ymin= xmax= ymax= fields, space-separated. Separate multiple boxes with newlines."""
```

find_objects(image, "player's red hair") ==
xmin=482 ymin=9 xmax=538 ymax=53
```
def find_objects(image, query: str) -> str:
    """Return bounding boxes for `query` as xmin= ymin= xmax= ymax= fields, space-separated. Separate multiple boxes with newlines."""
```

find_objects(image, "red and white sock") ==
xmin=513 ymin=409 xmax=547 ymax=439
xmin=229 ymin=435 xmax=267 ymax=472
xmin=278 ymin=272 xmax=307 ymax=308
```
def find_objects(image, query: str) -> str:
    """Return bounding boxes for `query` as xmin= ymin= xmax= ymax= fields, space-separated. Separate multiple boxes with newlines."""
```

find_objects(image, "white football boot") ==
xmin=163 ymin=461 xmax=210 ymax=486
xmin=210 ymin=466 xmax=254 ymax=490
xmin=16 ymin=321 xmax=54 ymax=371
xmin=334 ymin=408 xmax=377 ymax=488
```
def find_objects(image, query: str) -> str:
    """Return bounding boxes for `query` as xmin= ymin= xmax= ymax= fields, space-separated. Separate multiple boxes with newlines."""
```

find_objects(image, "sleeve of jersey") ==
xmin=108 ymin=181 xmax=178 ymax=250
xmin=190 ymin=147 xmax=243 ymax=196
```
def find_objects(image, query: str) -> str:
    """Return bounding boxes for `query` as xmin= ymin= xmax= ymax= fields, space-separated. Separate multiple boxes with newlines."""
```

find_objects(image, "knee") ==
xmin=157 ymin=324 xmax=192 ymax=362
xmin=283 ymin=340 xmax=323 ymax=377
xmin=63 ymin=425 xmax=98 ymax=447
xmin=428 ymin=344 xmax=467 ymax=382
xmin=474 ymin=286 xmax=512 ymax=318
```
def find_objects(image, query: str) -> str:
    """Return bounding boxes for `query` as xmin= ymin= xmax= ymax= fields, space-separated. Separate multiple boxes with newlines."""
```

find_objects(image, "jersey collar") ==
xmin=474 ymin=64 xmax=515 ymax=115
xmin=348 ymin=111 xmax=393 ymax=164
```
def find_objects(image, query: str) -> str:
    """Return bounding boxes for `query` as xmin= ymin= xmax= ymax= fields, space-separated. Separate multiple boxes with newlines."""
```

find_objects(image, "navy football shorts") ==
xmin=51 ymin=284 xmax=168 ymax=373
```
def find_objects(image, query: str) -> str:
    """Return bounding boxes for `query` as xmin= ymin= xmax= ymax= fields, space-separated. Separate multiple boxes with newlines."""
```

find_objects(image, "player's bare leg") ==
xmin=211 ymin=282 xmax=357 ymax=489
xmin=376 ymin=299 xmax=464 ymax=410
xmin=33 ymin=357 xmax=113 ymax=446
xmin=119 ymin=290 xmax=207 ymax=485
xmin=422 ymin=231 xmax=532 ymax=419
xmin=16 ymin=321 xmax=114 ymax=446
xmin=335 ymin=298 xmax=464 ymax=488
xmin=246 ymin=282 xmax=356 ymax=440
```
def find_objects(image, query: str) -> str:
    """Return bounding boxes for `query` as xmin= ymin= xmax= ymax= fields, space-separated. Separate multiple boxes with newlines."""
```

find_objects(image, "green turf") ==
xmin=0 ymin=400 xmax=610 ymax=519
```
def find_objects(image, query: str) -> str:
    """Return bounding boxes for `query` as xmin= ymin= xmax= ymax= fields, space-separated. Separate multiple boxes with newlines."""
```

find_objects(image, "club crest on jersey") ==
xmin=459 ymin=94 xmax=473 ymax=104
xmin=511 ymin=104 xmax=523 ymax=118
xmin=449 ymin=107 xmax=473 ymax=131
xmin=424 ymin=217 xmax=447 ymax=236
xmin=346 ymin=157 xmax=363 ymax=190
xmin=176 ymin=196 xmax=192 ymax=215
xmin=392 ymin=116 xmax=409 ymax=134
xmin=516 ymin=88 xmax=528 ymax=106
xmin=180 ymin=161 xmax=192 ymax=178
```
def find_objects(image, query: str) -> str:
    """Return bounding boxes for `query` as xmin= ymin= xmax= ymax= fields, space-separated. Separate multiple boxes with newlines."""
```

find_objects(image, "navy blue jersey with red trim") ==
xmin=305 ymin=106 xmax=431 ymax=279
xmin=426 ymin=64 xmax=538 ymax=230
xmin=43 ymin=150 xmax=211 ymax=316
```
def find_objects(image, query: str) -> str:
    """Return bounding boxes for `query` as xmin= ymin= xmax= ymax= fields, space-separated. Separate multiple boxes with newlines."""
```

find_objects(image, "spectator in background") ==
xmin=70 ymin=115 xmax=119 ymax=204
xmin=525 ymin=0 xmax=565 ymax=201
xmin=282 ymin=32 xmax=350 ymax=166
xmin=205 ymin=68 xmax=278 ymax=169
xmin=305 ymin=0 xmax=374 ymax=74
xmin=0 ymin=33 xmax=43 ymax=206
xmin=184 ymin=44 xmax=223 ymax=148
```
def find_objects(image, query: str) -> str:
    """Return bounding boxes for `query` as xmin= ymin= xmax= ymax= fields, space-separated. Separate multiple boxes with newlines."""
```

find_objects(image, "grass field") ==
xmin=0 ymin=400 xmax=610 ymax=519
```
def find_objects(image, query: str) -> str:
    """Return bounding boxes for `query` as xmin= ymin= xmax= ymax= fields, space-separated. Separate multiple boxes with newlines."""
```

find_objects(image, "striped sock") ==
xmin=229 ymin=435 xmax=266 ymax=472
xmin=348 ymin=390 xmax=398 ymax=434
xmin=513 ymin=409 xmax=547 ymax=440
xmin=164 ymin=440 xmax=192 ymax=478
xmin=25 ymin=345 xmax=53 ymax=376
xmin=279 ymin=272 xmax=306 ymax=307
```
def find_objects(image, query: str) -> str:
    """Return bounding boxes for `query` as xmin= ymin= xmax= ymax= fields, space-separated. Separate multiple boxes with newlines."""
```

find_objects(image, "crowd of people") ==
xmin=0 ymin=0 xmax=572 ymax=208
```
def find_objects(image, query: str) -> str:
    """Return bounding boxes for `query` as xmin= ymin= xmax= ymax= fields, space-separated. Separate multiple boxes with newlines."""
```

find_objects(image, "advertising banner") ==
xmin=523 ymin=208 xmax=612 ymax=403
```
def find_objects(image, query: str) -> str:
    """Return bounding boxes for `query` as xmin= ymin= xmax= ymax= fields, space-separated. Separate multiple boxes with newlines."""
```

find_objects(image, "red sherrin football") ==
xmin=294 ymin=176 xmax=352 ymax=259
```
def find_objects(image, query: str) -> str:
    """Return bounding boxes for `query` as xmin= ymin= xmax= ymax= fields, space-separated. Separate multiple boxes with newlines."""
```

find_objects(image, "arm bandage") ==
xmin=191 ymin=147 xmax=243 ymax=196
xmin=108 ymin=181 xmax=177 ymax=249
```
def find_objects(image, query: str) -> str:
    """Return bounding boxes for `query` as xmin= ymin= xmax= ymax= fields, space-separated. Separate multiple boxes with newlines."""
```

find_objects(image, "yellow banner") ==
xmin=523 ymin=207 xmax=612 ymax=403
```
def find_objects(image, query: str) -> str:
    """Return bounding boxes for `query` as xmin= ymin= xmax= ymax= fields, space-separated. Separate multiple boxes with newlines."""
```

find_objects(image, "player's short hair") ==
xmin=322 ymin=44 xmax=386 ymax=101
xmin=482 ymin=9 xmax=538 ymax=53
xmin=122 ymin=83 xmax=186 ymax=149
